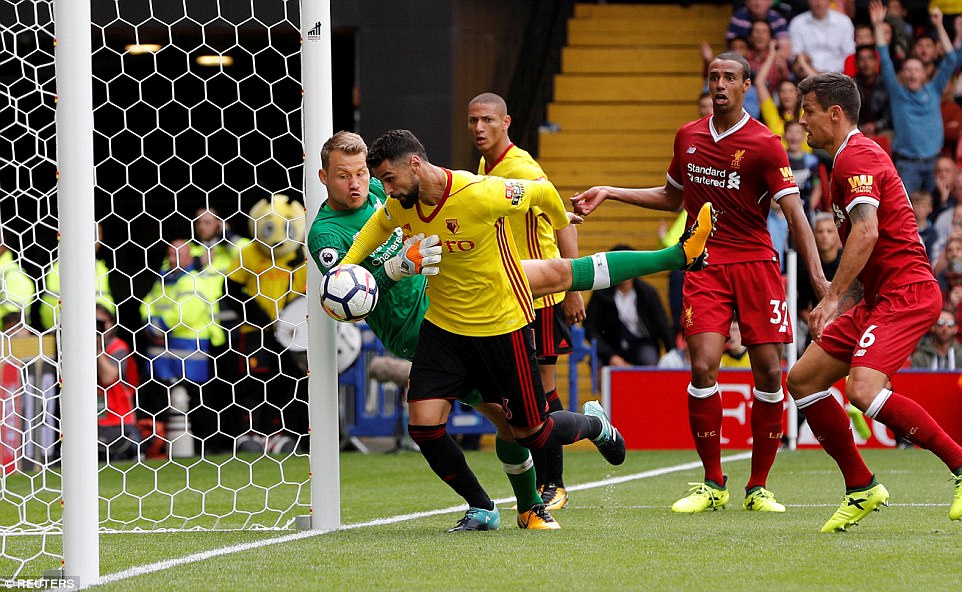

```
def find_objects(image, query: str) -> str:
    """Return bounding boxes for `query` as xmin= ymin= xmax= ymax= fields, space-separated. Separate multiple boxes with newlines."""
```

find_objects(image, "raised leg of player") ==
xmin=523 ymin=202 xmax=713 ymax=298
xmin=524 ymin=247 xmax=681 ymax=299
xmin=514 ymin=407 xmax=626 ymax=467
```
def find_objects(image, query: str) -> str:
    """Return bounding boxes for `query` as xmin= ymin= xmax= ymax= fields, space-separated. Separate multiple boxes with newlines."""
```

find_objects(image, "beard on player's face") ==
xmin=393 ymin=176 xmax=420 ymax=209
xmin=397 ymin=191 xmax=418 ymax=209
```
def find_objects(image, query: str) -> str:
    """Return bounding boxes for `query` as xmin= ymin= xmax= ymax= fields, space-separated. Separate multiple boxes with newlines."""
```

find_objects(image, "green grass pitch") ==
xmin=2 ymin=448 xmax=960 ymax=591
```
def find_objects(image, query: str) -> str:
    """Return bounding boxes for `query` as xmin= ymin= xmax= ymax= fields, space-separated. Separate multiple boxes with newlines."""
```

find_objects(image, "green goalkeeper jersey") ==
xmin=307 ymin=177 xmax=426 ymax=360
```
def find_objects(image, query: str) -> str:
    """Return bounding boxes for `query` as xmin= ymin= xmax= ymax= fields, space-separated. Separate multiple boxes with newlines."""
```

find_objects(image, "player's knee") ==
xmin=785 ymin=368 xmax=806 ymax=399
xmin=689 ymin=362 xmax=719 ymax=386
xmin=843 ymin=377 xmax=878 ymax=409
xmin=511 ymin=423 xmax=542 ymax=446
xmin=754 ymin=366 xmax=783 ymax=393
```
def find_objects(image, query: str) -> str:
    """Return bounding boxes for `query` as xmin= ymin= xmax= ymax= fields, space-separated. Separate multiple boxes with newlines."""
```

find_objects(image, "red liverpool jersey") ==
xmin=829 ymin=130 xmax=935 ymax=304
xmin=667 ymin=111 xmax=799 ymax=264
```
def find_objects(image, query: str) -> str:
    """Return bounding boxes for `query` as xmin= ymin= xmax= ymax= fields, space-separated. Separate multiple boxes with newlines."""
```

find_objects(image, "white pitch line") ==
xmin=92 ymin=452 xmax=750 ymax=588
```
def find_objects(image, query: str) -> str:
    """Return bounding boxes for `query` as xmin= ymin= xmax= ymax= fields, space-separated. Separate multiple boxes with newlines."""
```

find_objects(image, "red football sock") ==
xmin=688 ymin=387 xmax=724 ymax=486
xmin=747 ymin=398 xmax=784 ymax=491
xmin=801 ymin=395 xmax=873 ymax=489
xmin=873 ymin=392 xmax=962 ymax=471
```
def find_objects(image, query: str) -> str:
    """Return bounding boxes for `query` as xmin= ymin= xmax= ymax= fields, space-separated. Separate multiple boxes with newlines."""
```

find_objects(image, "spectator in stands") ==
xmin=0 ymin=226 xmax=35 ymax=327
xmin=873 ymin=1 xmax=959 ymax=195
xmin=942 ymin=78 xmax=962 ymax=159
xmin=912 ymin=190 xmax=939 ymax=262
xmin=96 ymin=304 xmax=141 ymax=462
xmin=727 ymin=0 xmax=792 ymax=62
xmin=720 ymin=320 xmax=752 ymax=368
xmin=797 ymin=213 xmax=843 ymax=353
xmin=790 ymin=0 xmax=856 ymax=77
xmin=768 ymin=198 xmax=789 ymax=272
xmin=912 ymin=29 xmax=943 ymax=81
xmin=937 ymin=236 xmax=962 ymax=294
xmin=748 ymin=20 xmax=791 ymax=96
xmin=933 ymin=201 xmax=962 ymax=271
xmin=39 ymin=223 xmax=115 ymax=331
xmin=785 ymin=121 xmax=822 ymax=217
xmin=657 ymin=333 xmax=691 ymax=369
xmin=886 ymin=0 xmax=915 ymax=42
xmin=844 ymin=23 xmax=879 ymax=76
xmin=911 ymin=308 xmax=962 ymax=369
xmin=189 ymin=208 xmax=249 ymax=277
xmin=933 ymin=155 xmax=960 ymax=218
xmin=853 ymin=44 xmax=892 ymax=138
xmin=698 ymin=90 xmax=713 ymax=118
xmin=584 ymin=245 xmax=673 ymax=367
xmin=140 ymin=238 xmax=226 ymax=456
xmin=756 ymin=41 xmax=804 ymax=142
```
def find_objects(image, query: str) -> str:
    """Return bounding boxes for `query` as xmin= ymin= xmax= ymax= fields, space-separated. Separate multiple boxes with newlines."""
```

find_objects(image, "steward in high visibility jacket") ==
xmin=0 ymin=247 xmax=34 ymax=322
xmin=39 ymin=258 xmax=115 ymax=330
xmin=140 ymin=240 xmax=225 ymax=384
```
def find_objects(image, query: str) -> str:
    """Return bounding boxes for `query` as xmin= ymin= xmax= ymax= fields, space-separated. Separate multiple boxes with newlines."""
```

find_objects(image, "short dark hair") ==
xmin=854 ymin=44 xmax=876 ymax=58
xmin=713 ymin=52 xmax=752 ymax=81
xmin=797 ymin=72 xmax=861 ymax=123
xmin=366 ymin=129 xmax=428 ymax=170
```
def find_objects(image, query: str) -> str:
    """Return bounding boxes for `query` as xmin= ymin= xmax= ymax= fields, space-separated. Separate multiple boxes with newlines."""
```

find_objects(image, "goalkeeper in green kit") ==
xmin=308 ymin=131 xmax=714 ymax=531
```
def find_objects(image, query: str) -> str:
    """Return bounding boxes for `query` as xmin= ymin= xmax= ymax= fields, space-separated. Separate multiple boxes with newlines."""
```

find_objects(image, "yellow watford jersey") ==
xmin=479 ymin=144 xmax=564 ymax=309
xmin=342 ymin=169 xmax=569 ymax=337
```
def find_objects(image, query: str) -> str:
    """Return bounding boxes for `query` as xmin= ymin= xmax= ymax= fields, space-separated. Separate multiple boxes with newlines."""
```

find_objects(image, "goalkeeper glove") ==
xmin=383 ymin=233 xmax=442 ymax=280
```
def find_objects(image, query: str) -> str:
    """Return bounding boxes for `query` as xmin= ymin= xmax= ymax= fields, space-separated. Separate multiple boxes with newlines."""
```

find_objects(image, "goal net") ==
xmin=1 ymin=1 xmax=329 ymax=581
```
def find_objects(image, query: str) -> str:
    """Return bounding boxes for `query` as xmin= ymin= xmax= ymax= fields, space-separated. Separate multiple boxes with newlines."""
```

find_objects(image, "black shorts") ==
xmin=531 ymin=302 xmax=573 ymax=364
xmin=408 ymin=320 xmax=548 ymax=428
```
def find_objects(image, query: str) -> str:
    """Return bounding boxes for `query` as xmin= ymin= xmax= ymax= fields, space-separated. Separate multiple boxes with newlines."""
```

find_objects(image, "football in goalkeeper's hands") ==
xmin=321 ymin=264 xmax=379 ymax=322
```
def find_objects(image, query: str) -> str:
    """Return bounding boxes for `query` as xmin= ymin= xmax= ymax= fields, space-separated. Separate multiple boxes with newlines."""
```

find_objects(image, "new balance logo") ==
xmin=686 ymin=146 xmax=696 ymax=154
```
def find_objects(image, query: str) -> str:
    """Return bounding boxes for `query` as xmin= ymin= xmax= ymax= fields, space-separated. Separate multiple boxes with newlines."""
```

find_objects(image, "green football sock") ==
xmin=569 ymin=246 xmax=685 ymax=291
xmin=496 ymin=436 xmax=541 ymax=511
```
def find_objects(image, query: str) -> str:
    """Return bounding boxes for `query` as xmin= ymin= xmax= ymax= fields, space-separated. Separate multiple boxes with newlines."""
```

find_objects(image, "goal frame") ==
xmin=52 ymin=1 xmax=338 ymax=586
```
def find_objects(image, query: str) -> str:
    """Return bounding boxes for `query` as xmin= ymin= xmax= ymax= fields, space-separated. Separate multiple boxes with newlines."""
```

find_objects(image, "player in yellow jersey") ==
xmin=341 ymin=129 xmax=632 ymax=531
xmin=469 ymin=92 xmax=580 ymax=511
xmin=317 ymin=131 xmax=715 ymax=531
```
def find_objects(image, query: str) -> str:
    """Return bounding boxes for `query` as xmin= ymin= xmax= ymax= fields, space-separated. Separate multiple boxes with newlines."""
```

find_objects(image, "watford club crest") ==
xmin=445 ymin=218 xmax=460 ymax=234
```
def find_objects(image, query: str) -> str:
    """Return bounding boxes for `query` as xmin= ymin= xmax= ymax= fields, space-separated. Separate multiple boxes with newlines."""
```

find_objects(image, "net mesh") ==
xmin=1 ymin=2 xmax=311 ymax=578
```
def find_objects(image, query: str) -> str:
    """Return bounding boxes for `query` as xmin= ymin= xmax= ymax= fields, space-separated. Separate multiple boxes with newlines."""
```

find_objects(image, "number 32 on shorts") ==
xmin=768 ymin=299 xmax=789 ymax=333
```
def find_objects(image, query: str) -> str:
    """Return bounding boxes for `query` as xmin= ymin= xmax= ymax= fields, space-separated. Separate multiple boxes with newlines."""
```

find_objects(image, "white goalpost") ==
xmin=1 ymin=1 xmax=337 ymax=586
xmin=54 ymin=0 xmax=100 ymax=585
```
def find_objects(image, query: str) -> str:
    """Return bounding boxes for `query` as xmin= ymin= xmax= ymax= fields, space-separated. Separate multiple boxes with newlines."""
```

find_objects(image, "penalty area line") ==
xmin=93 ymin=452 xmax=751 ymax=587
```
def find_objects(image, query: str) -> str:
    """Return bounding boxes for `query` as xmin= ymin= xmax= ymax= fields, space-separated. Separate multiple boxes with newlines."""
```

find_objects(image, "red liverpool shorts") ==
xmin=682 ymin=260 xmax=792 ymax=344
xmin=817 ymin=281 xmax=941 ymax=376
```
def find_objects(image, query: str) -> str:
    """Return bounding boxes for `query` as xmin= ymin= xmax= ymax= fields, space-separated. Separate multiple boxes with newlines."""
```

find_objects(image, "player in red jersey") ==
xmin=789 ymin=71 xmax=962 ymax=532
xmin=574 ymin=52 xmax=827 ymax=513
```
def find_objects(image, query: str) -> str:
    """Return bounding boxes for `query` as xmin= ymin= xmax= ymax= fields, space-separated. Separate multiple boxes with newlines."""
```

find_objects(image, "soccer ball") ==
xmin=321 ymin=264 xmax=379 ymax=322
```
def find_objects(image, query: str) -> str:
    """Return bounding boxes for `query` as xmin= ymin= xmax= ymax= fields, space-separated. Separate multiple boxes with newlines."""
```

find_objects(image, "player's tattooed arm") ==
xmin=837 ymin=279 xmax=863 ymax=315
